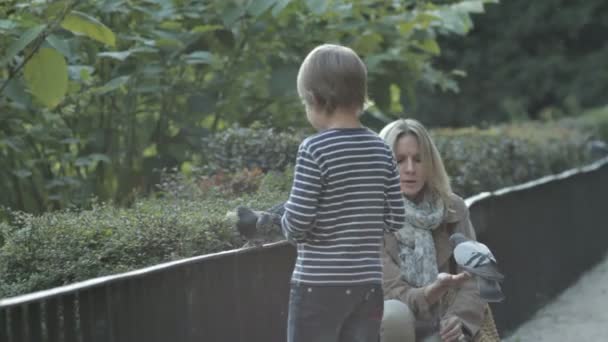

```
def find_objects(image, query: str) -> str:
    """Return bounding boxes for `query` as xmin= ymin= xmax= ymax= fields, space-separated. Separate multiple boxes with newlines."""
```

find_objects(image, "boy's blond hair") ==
xmin=379 ymin=118 xmax=453 ymax=207
xmin=297 ymin=44 xmax=367 ymax=115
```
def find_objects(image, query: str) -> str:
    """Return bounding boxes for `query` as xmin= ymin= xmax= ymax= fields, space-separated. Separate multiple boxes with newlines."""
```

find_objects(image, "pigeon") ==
xmin=589 ymin=139 xmax=608 ymax=158
xmin=228 ymin=203 xmax=285 ymax=247
xmin=449 ymin=232 xmax=505 ymax=302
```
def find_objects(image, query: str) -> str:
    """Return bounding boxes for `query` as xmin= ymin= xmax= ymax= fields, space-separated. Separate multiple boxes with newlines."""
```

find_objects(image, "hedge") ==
xmin=1 ymin=110 xmax=607 ymax=298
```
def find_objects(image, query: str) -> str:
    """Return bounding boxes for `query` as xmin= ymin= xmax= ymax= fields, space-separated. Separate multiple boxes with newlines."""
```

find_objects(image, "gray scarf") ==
xmin=394 ymin=193 xmax=445 ymax=287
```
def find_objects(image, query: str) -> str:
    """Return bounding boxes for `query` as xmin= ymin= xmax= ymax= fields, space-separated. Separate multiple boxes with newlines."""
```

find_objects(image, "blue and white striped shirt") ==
xmin=281 ymin=127 xmax=406 ymax=285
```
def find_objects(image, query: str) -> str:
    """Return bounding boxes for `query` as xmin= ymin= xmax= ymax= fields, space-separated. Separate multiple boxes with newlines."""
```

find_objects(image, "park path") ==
xmin=504 ymin=251 xmax=608 ymax=341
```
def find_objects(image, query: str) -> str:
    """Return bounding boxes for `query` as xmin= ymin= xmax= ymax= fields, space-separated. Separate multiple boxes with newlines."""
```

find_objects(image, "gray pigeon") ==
xmin=230 ymin=203 xmax=285 ymax=247
xmin=450 ymin=232 xmax=505 ymax=302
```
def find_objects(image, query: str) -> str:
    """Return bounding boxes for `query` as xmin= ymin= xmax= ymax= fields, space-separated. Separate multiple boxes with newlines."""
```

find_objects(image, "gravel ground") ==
xmin=504 ymin=252 xmax=608 ymax=341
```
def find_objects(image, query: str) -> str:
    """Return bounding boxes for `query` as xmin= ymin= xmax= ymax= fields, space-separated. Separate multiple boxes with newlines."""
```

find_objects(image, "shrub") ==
xmin=433 ymin=121 xmax=592 ymax=197
xmin=202 ymin=124 xmax=309 ymax=173
xmin=1 ymin=112 xmax=603 ymax=298
xmin=560 ymin=106 xmax=608 ymax=142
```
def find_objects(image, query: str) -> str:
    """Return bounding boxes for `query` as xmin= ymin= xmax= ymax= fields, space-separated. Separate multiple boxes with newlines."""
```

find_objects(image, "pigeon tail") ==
xmin=477 ymin=277 xmax=505 ymax=303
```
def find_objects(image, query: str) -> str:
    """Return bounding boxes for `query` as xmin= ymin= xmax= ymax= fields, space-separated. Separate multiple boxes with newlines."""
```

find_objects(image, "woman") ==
xmin=378 ymin=119 xmax=488 ymax=342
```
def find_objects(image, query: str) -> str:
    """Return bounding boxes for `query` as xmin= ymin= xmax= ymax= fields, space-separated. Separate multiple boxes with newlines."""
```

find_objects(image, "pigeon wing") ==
xmin=454 ymin=243 xmax=504 ymax=281
xmin=460 ymin=262 xmax=504 ymax=281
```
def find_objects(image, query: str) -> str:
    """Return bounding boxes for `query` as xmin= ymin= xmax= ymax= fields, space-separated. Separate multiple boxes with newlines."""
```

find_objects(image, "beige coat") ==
xmin=382 ymin=193 xmax=485 ymax=337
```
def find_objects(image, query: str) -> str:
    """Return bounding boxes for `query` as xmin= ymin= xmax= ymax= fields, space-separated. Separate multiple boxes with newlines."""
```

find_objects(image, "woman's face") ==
xmin=395 ymin=134 xmax=426 ymax=200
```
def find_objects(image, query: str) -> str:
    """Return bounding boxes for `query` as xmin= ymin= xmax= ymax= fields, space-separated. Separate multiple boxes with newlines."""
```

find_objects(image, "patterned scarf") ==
xmin=394 ymin=192 xmax=446 ymax=287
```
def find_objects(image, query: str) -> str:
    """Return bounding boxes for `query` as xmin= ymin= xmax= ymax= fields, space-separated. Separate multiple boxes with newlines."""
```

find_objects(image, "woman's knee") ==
xmin=381 ymin=300 xmax=415 ymax=342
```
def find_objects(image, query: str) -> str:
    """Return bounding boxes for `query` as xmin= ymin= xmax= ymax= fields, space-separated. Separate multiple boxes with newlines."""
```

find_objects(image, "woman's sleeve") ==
xmin=382 ymin=233 xmax=435 ymax=320
xmin=445 ymin=204 xmax=486 ymax=336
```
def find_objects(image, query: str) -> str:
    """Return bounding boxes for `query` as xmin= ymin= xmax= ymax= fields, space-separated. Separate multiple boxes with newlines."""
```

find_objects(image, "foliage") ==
xmin=202 ymin=124 xmax=309 ymax=172
xmin=0 ymin=0 xmax=496 ymax=213
xmin=560 ymin=106 xmax=608 ymax=142
xmin=1 ymin=115 xmax=601 ymax=298
xmin=207 ymin=116 xmax=598 ymax=198
xmin=411 ymin=0 xmax=608 ymax=126
xmin=0 ymin=184 xmax=287 ymax=298
xmin=432 ymin=122 xmax=593 ymax=196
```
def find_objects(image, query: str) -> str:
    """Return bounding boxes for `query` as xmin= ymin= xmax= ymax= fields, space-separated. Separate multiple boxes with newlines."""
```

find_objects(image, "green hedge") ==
xmin=0 ymin=189 xmax=287 ymax=298
xmin=433 ymin=121 xmax=593 ymax=196
xmin=1 ymin=111 xmax=606 ymax=298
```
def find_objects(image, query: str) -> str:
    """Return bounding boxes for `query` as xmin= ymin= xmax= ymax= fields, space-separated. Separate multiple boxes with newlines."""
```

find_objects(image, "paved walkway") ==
xmin=504 ymin=252 xmax=608 ymax=341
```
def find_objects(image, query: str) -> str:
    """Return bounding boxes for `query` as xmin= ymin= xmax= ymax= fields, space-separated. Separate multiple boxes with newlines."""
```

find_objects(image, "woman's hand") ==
xmin=436 ymin=272 xmax=471 ymax=288
xmin=423 ymin=272 xmax=471 ymax=305
xmin=440 ymin=315 xmax=467 ymax=342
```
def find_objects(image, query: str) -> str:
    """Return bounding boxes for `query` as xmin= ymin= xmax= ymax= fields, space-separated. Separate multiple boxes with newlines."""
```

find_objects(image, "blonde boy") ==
xmin=281 ymin=44 xmax=406 ymax=342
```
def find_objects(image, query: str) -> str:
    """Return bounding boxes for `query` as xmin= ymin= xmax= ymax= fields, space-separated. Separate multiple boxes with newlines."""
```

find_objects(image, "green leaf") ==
xmin=13 ymin=169 xmax=32 ymax=179
xmin=248 ymin=0 xmax=277 ymax=16
xmin=143 ymin=144 xmax=158 ymax=157
xmin=192 ymin=25 xmax=223 ymax=34
xmin=45 ymin=35 xmax=72 ymax=58
xmin=0 ymin=19 xmax=17 ymax=31
xmin=306 ymin=0 xmax=329 ymax=15
xmin=272 ymin=0 xmax=292 ymax=17
xmin=222 ymin=5 xmax=245 ymax=26
xmin=0 ymin=25 xmax=46 ymax=67
xmin=68 ymin=65 xmax=95 ymax=81
xmin=94 ymin=76 xmax=130 ymax=94
xmin=4 ymin=78 xmax=31 ymax=109
xmin=61 ymin=11 xmax=116 ymax=47
xmin=434 ymin=8 xmax=472 ymax=35
xmin=44 ymin=1 xmax=70 ymax=19
xmin=24 ymin=48 xmax=68 ymax=108
xmin=419 ymin=39 xmax=440 ymax=55
xmin=98 ymin=47 xmax=156 ymax=61
xmin=452 ymin=1 xmax=485 ymax=14
xmin=184 ymin=51 xmax=216 ymax=65
xmin=97 ymin=50 xmax=133 ymax=61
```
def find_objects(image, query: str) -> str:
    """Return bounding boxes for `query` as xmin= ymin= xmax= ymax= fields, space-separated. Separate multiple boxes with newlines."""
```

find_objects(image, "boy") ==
xmin=281 ymin=44 xmax=406 ymax=342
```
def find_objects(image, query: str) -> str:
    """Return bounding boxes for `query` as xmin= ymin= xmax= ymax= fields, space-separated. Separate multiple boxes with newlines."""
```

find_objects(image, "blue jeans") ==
xmin=287 ymin=283 xmax=384 ymax=342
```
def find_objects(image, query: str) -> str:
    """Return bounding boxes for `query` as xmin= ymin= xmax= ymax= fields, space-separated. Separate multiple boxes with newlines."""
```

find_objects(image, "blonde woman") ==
xmin=379 ymin=119 xmax=486 ymax=342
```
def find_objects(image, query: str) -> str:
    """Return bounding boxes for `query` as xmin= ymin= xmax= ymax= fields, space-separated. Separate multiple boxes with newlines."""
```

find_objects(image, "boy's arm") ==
xmin=384 ymin=157 xmax=406 ymax=231
xmin=281 ymin=145 xmax=322 ymax=243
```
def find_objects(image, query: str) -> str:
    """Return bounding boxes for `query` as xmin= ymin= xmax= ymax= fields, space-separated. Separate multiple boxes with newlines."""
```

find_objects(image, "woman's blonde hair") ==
xmin=379 ymin=118 xmax=452 ymax=206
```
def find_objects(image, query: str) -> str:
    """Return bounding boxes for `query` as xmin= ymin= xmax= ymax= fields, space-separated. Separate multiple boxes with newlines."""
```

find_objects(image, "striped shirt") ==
xmin=281 ymin=127 xmax=406 ymax=285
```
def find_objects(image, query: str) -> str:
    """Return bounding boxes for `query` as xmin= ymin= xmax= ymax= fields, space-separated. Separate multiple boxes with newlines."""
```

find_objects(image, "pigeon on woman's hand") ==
xmin=449 ymin=232 xmax=505 ymax=302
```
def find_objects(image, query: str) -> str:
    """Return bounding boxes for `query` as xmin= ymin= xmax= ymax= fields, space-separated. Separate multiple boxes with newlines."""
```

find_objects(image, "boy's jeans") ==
xmin=287 ymin=283 xmax=384 ymax=342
